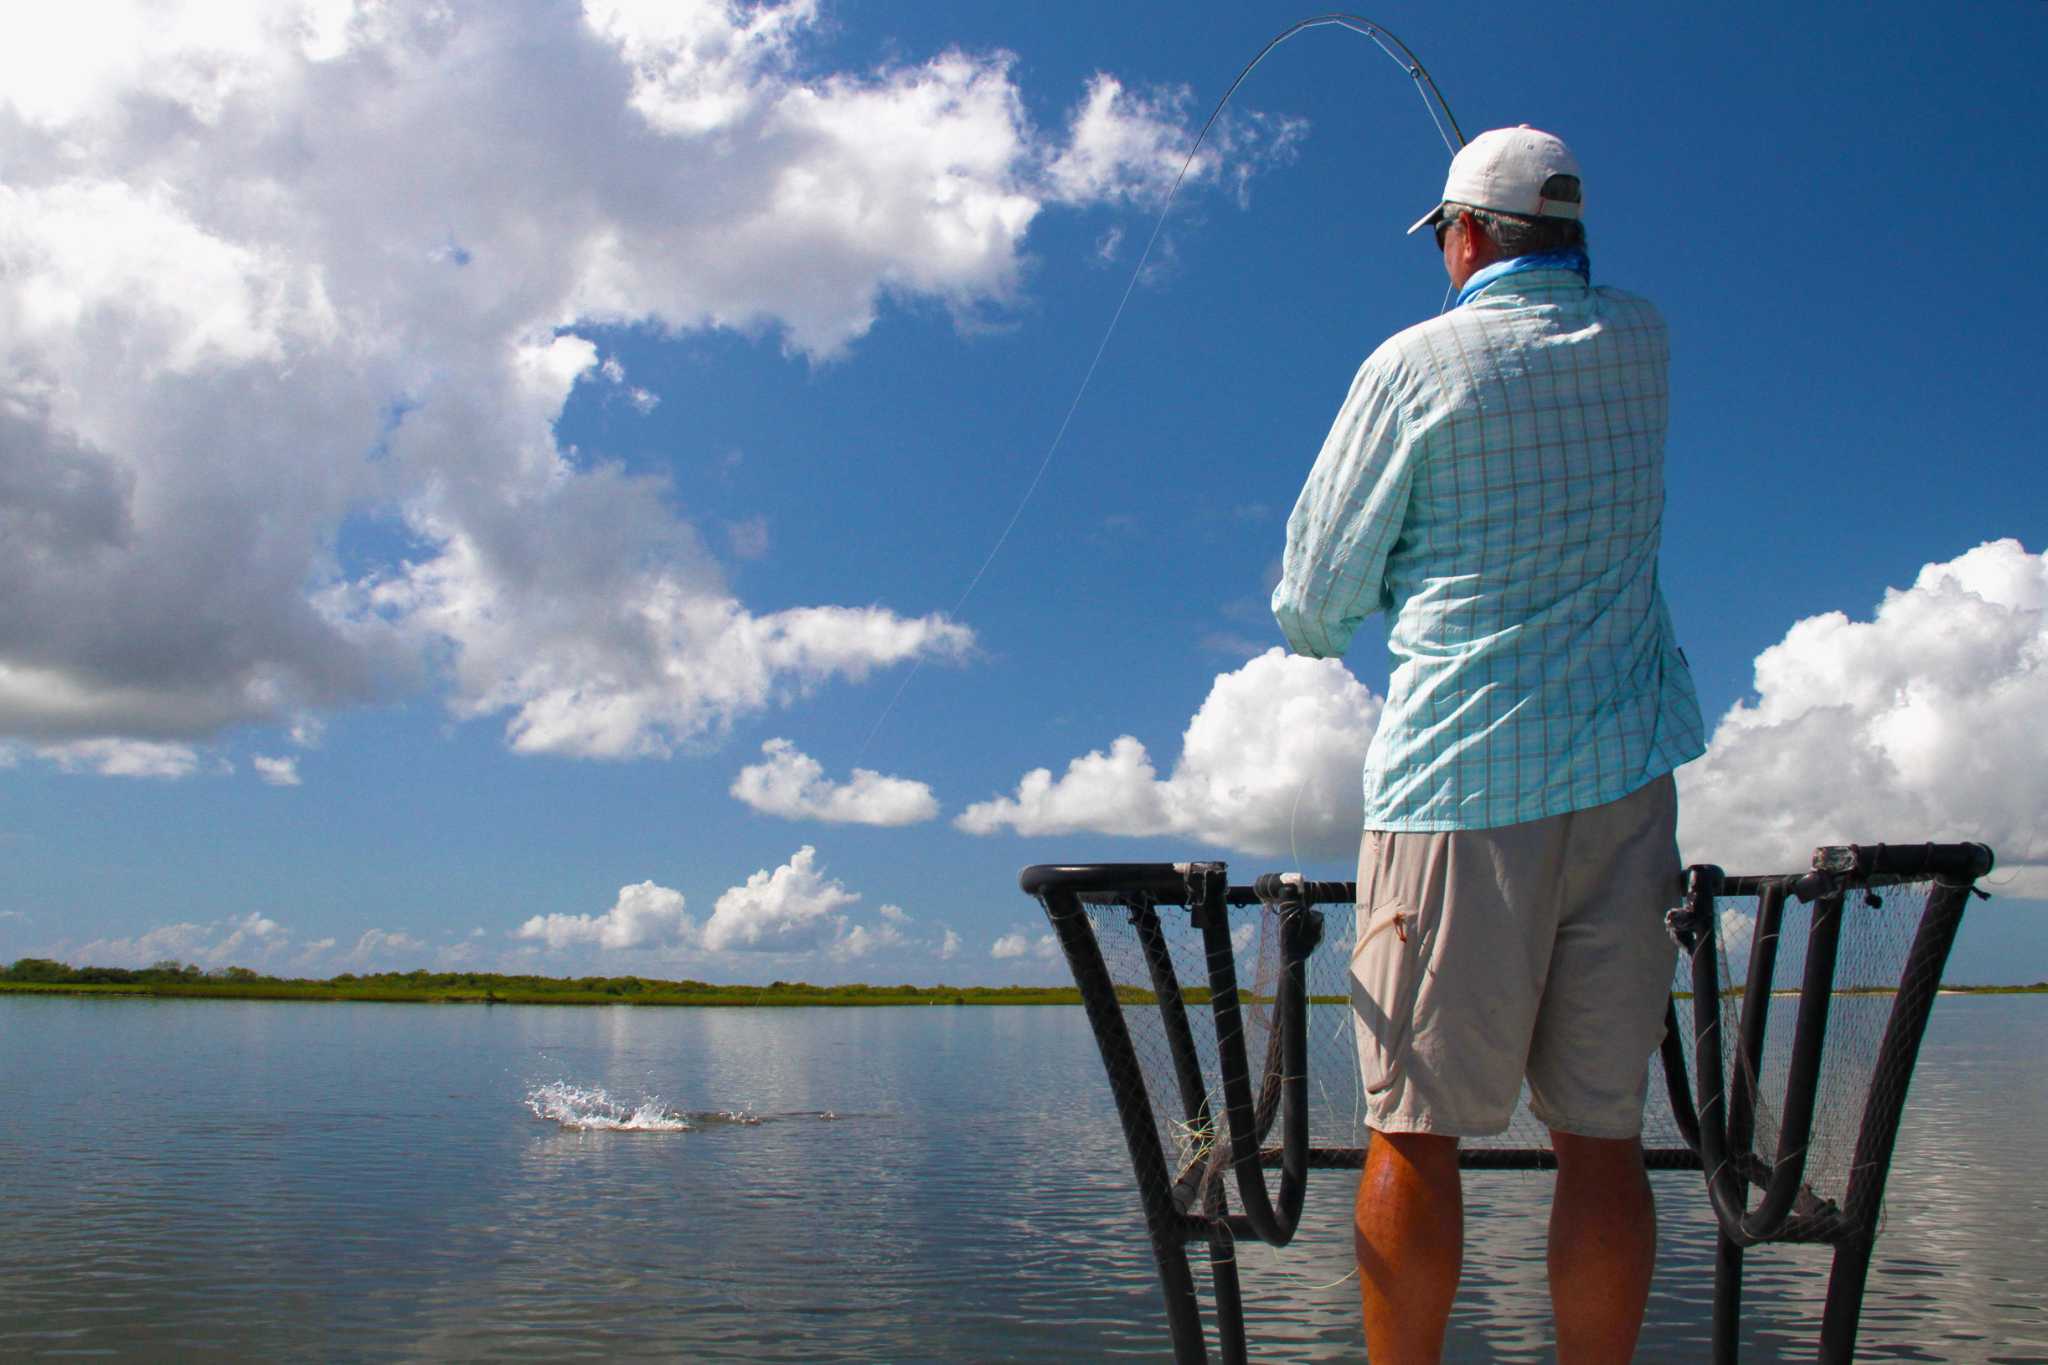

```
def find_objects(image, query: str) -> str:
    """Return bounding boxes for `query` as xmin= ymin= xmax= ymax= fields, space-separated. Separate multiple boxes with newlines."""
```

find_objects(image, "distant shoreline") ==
xmin=0 ymin=975 xmax=1086 ymax=1008
xmin=2 ymin=975 xmax=2044 ymax=1008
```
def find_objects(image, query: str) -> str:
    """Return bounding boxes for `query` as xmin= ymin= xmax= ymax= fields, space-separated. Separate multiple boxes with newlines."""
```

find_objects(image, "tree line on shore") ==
xmin=0 ymin=957 xmax=1102 ymax=1005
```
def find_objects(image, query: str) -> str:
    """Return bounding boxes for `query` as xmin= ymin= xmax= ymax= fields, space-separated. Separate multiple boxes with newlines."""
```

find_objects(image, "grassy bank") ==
xmin=5 ymin=961 xmax=2041 ymax=1008
xmin=0 ymin=965 xmax=1091 ymax=1007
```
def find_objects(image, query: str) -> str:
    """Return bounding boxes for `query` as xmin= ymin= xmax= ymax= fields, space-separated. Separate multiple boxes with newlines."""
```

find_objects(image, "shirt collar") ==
xmin=1454 ymin=249 xmax=1591 ymax=308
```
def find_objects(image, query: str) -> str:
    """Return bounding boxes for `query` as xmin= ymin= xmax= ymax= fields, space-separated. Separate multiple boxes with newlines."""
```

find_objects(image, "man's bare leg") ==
xmin=1548 ymin=1130 xmax=1657 ymax=1364
xmin=1355 ymin=1129 xmax=1462 ymax=1364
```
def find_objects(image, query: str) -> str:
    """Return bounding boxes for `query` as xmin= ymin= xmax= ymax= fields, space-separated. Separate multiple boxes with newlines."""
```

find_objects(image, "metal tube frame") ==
xmin=1026 ymin=842 xmax=1989 ymax=1363
xmin=1676 ymin=843 xmax=1993 ymax=1363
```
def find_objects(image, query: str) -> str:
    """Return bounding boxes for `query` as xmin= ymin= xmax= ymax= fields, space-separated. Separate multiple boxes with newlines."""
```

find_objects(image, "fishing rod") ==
xmin=855 ymin=14 xmax=1465 ymax=759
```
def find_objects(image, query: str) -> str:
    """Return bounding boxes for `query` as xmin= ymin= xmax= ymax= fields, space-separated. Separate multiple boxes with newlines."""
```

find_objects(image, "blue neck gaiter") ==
xmin=1455 ymin=248 xmax=1591 ymax=308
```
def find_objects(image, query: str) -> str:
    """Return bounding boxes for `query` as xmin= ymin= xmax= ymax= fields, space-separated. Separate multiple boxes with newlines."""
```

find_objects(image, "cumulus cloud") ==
xmin=71 ymin=911 xmax=288 ymax=968
xmin=829 ymin=919 xmax=906 ymax=961
xmin=36 ymin=738 xmax=202 ymax=779
xmin=730 ymin=737 xmax=940 ymax=825
xmin=516 ymin=880 xmax=699 ymax=951
xmin=350 ymin=928 xmax=429 ymax=964
xmin=958 ymin=649 xmax=1383 ymax=856
xmin=252 ymin=754 xmax=301 ymax=786
xmin=1679 ymin=539 xmax=2048 ymax=895
xmin=703 ymin=844 xmax=859 ymax=952
xmin=1044 ymin=74 xmax=1305 ymax=208
xmin=991 ymin=931 xmax=1058 ymax=961
xmin=0 ymin=0 xmax=1289 ymax=769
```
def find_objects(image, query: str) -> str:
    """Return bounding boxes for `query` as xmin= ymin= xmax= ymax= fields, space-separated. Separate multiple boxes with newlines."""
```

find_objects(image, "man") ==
xmin=1271 ymin=126 xmax=1705 ymax=1364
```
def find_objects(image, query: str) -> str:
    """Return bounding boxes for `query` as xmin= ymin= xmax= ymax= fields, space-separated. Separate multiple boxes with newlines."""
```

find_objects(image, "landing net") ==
xmin=1687 ymin=874 xmax=1937 ymax=1238
xmin=1080 ymin=892 xmax=1697 ymax=1212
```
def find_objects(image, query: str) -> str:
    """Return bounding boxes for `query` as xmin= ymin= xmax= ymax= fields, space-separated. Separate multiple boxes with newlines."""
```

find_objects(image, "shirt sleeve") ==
xmin=1271 ymin=353 xmax=1423 ymax=659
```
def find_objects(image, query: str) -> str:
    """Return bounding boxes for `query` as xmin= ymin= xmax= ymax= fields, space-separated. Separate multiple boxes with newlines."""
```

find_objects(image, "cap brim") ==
xmin=1406 ymin=205 xmax=1443 ymax=236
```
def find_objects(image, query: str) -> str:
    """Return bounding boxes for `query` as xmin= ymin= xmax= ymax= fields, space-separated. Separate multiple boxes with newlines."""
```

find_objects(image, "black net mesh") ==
xmin=1081 ymin=889 xmax=1698 ymax=1215
xmin=1684 ymin=877 xmax=1935 ymax=1231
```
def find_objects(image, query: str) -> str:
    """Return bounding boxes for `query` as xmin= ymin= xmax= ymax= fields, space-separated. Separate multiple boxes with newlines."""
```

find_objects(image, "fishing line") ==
xmin=854 ymin=14 xmax=1466 ymax=762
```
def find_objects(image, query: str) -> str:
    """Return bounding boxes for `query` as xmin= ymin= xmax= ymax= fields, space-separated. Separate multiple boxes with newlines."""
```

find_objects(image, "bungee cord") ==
xmin=854 ymin=15 xmax=1467 ymax=762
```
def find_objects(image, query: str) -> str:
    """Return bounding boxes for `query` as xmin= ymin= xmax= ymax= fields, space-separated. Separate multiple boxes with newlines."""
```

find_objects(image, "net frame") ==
xmin=1023 ymin=840 xmax=1994 ymax=1365
xmin=1669 ymin=842 xmax=1994 ymax=1363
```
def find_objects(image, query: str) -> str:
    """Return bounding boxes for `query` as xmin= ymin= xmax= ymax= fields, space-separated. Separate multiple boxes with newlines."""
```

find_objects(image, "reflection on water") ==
xmin=2 ymin=995 xmax=2045 ymax=1360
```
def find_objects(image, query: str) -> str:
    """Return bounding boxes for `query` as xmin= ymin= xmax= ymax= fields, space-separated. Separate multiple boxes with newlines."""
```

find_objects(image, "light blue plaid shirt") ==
xmin=1272 ymin=261 xmax=1705 ymax=830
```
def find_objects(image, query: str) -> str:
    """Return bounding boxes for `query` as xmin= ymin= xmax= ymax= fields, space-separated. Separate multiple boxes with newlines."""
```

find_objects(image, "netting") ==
xmin=1033 ymin=847 xmax=1988 ymax=1365
xmin=1684 ymin=876 xmax=1936 ymax=1234
xmin=1080 ymin=890 xmax=1698 ymax=1218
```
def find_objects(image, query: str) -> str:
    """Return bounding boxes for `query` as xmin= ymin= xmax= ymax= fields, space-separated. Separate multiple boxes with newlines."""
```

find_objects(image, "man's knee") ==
xmin=1368 ymin=1129 xmax=1461 ymax=1178
xmin=1550 ymin=1130 xmax=1646 ymax=1177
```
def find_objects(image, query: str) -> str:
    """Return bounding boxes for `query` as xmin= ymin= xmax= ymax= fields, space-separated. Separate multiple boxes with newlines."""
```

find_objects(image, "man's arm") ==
xmin=1270 ymin=354 xmax=1421 ymax=658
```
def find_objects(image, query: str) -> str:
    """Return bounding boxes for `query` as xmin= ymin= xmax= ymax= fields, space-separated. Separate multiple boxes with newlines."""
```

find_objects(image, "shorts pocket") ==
xmin=1351 ymin=895 xmax=1429 ymax=1096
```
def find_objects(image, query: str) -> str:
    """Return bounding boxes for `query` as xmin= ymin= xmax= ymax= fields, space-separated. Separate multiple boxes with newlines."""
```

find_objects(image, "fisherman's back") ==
xmin=1354 ymin=270 xmax=1704 ymax=827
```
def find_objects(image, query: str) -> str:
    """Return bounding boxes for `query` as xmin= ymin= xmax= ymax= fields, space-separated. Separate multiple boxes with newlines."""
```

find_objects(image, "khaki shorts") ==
xmin=1350 ymin=775 xmax=1682 ymax=1140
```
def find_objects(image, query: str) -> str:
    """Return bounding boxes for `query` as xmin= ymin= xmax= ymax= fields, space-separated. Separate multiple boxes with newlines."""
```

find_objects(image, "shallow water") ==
xmin=1 ymin=994 xmax=2043 ymax=1360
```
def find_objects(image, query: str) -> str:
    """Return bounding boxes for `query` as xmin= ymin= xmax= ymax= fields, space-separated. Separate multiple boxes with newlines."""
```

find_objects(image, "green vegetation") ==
xmin=4 ymin=959 xmax=2041 ymax=1008
xmin=0 ymin=958 xmax=1084 ymax=1007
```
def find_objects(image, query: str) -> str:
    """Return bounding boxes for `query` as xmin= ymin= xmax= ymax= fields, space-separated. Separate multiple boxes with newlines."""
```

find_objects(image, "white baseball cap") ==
xmin=1406 ymin=125 xmax=1583 ymax=236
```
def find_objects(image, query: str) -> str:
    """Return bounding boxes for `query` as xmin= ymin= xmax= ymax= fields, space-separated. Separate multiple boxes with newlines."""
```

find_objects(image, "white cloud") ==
xmin=71 ymin=922 xmax=207 ymax=967
xmin=515 ymin=880 xmax=697 ymax=951
xmin=703 ymin=844 xmax=858 ymax=952
xmin=72 ymin=910 xmax=288 ymax=968
xmin=350 ymin=928 xmax=428 ymax=964
xmin=991 ymin=931 xmax=1057 ymax=961
xmin=730 ymin=737 xmax=940 ymax=825
xmin=252 ymin=754 xmax=301 ymax=786
xmin=0 ymin=1 xmax=1288 ymax=765
xmin=37 ymin=739 xmax=202 ymax=779
xmin=829 ymin=919 xmax=905 ymax=961
xmin=210 ymin=912 xmax=283 ymax=962
xmin=958 ymin=648 xmax=1383 ymax=856
xmin=939 ymin=927 xmax=961 ymax=959
xmin=1044 ymin=74 xmax=1304 ymax=210
xmin=1679 ymin=539 xmax=2048 ymax=895
xmin=878 ymin=903 xmax=909 ymax=925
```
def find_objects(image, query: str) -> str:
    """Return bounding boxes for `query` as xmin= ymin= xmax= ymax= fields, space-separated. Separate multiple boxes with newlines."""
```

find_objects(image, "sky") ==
xmin=2 ymin=0 xmax=2045 ymax=987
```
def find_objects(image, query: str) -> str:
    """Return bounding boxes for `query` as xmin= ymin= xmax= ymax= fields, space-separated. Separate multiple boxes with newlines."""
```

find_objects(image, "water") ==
xmin=1 ymin=995 xmax=2044 ymax=1361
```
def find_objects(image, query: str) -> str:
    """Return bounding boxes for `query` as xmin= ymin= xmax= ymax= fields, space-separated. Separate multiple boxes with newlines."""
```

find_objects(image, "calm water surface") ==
xmin=2 ymin=995 xmax=2044 ymax=1360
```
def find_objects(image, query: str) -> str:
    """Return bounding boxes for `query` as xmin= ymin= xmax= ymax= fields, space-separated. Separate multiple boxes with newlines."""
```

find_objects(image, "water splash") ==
xmin=525 ymin=1082 xmax=690 ymax=1132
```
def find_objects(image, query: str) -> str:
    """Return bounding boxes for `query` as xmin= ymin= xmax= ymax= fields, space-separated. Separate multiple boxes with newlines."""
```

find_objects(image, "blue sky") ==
xmin=2 ymin=0 xmax=2044 ymax=985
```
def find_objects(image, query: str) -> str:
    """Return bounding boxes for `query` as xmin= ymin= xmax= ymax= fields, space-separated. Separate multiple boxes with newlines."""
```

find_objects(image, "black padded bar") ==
xmin=1021 ymin=864 xmax=1359 ymax=909
xmin=1131 ymin=901 xmax=1217 ymax=1187
xmin=1022 ymin=863 xmax=1199 ymax=901
xmin=1191 ymin=865 xmax=1311 ymax=1248
xmin=1251 ymin=872 xmax=1356 ymax=905
xmin=1129 ymin=897 xmax=1251 ymax=1359
xmin=1040 ymin=887 xmax=1208 ymax=1363
xmin=1746 ymin=887 xmax=1846 ymax=1238
xmin=1712 ymin=879 xmax=1789 ymax=1363
xmin=1660 ymin=996 xmax=1703 ymax=1155
xmin=1810 ymin=842 xmax=1994 ymax=884
xmin=1694 ymin=881 xmax=1850 ymax=1247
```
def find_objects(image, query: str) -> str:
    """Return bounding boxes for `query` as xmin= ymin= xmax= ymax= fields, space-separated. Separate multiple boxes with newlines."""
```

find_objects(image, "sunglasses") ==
xmin=1432 ymin=210 xmax=1464 ymax=249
